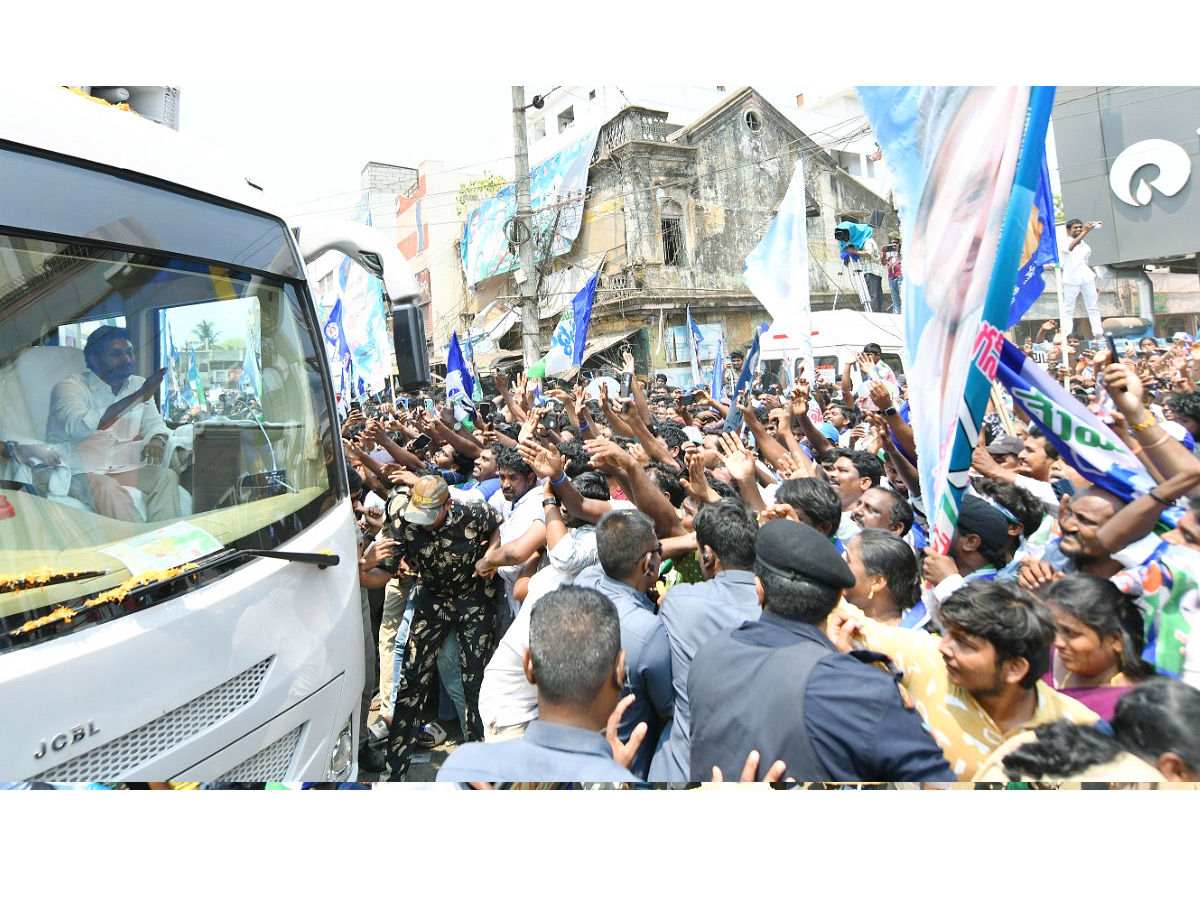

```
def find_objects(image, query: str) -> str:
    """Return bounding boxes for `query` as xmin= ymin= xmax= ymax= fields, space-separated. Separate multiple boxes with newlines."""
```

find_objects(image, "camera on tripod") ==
xmin=833 ymin=227 xmax=851 ymax=243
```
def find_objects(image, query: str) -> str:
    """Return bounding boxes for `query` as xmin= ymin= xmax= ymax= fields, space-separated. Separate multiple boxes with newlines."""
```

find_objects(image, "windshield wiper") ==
xmin=199 ymin=548 xmax=340 ymax=569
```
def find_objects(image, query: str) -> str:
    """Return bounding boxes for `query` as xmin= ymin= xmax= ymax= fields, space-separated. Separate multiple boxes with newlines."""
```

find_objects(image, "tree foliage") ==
xmin=192 ymin=319 xmax=221 ymax=347
xmin=456 ymin=172 xmax=507 ymax=216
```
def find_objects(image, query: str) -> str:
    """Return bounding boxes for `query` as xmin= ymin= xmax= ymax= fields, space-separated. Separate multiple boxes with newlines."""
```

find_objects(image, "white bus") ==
xmin=0 ymin=88 xmax=427 ymax=783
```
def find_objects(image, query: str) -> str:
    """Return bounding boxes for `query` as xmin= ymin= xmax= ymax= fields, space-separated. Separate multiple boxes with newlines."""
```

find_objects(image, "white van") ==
xmin=759 ymin=310 xmax=906 ymax=388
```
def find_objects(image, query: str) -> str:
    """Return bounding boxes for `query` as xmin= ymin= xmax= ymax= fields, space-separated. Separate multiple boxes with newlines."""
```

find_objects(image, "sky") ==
xmin=174 ymin=85 xmax=834 ymax=228
xmin=28 ymin=1 xmax=1186 ymax=233
xmin=176 ymin=86 xmax=518 ymax=224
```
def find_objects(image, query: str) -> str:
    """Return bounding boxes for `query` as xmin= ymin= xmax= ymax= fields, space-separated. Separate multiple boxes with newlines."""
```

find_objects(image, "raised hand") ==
xmin=681 ymin=446 xmax=719 ymax=504
xmin=1101 ymin=361 xmax=1145 ymax=418
xmin=921 ymin=550 xmax=959 ymax=587
xmin=584 ymin=438 xmax=633 ymax=475
xmin=517 ymin=406 xmax=545 ymax=444
xmin=867 ymin=379 xmax=893 ymax=411
xmin=363 ymin=417 xmax=384 ymax=442
xmin=141 ymin=366 xmax=169 ymax=399
xmin=717 ymin=432 xmax=756 ymax=483
xmin=626 ymin=441 xmax=651 ymax=468
xmin=518 ymin=437 xmax=565 ymax=481
xmin=789 ymin=383 xmax=810 ymax=419
xmin=361 ymin=505 xmax=385 ymax=533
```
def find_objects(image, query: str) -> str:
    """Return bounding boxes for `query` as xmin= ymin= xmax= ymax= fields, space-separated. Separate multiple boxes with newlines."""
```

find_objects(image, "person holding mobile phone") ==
xmin=1062 ymin=219 xmax=1102 ymax=337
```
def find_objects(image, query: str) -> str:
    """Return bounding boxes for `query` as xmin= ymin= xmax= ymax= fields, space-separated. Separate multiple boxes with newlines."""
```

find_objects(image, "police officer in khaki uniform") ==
xmin=687 ymin=519 xmax=956 ymax=783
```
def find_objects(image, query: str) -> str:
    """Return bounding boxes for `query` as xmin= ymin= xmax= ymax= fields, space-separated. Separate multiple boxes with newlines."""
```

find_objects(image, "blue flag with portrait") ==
xmin=1008 ymin=153 xmax=1059 ymax=327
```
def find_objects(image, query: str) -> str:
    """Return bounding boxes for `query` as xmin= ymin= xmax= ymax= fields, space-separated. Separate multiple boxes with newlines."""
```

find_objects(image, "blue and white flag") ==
xmin=446 ymin=331 xmax=477 ymax=427
xmin=709 ymin=335 xmax=725 ymax=402
xmin=528 ymin=269 xmax=599 ymax=379
xmin=322 ymin=298 xmax=353 ymax=398
xmin=1008 ymin=153 xmax=1059 ymax=327
xmin=858 ymin=85 xmax=1054 ymax=554
xmin=994 ymin=338 xmax=1180 ymax=524
xmin=184 ymin=347 xmax=203 ymax=409
xmin=164 ymin=319 xmax=180 ymax=408
xmin=238 ymin=329 xmax=262 ymax=399
xmin=686 ymin=305 xmax=704 ymax=389
xmin=722 ymin=322 xmax=768 ymax=433
xmin=461 ymin=333 xmax=484 ymax=403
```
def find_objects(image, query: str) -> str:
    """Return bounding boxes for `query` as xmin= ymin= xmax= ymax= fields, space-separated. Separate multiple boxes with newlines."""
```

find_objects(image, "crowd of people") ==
xmin=339 ymin=332 xmax=1200 ymax=788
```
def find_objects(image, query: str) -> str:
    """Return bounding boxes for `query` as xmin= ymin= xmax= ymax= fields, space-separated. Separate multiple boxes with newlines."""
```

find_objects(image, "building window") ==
xmin=662 ymin=217 xmax=686 ymax=266
xmin=838 ymin=151 xmax=863 ymax=177
xmin=744 ymin=109 xmax=763 ymax=133
xmin=588 ymin=89 xmax=596 ymax=100
xmin=531 ymin=117 xmax=546 ymax=142
xmin=558 ymin=106 xmax=574 ymax=132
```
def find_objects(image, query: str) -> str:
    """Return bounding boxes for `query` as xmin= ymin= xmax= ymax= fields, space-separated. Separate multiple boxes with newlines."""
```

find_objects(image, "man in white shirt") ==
xmin=1061 ymin=218 xmax=1102 ymax=337
xmin=45 ymin=326 xmax=180 ymax=522
xmin=478 ymin=447 xmax=547 ymax=637
xmin=477 ymin=471 xmax=624 ymax=742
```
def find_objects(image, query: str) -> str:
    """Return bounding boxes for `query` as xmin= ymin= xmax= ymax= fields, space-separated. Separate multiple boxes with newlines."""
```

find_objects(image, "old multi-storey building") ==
xmin=461 ymin=86 xmax=898 ymax=383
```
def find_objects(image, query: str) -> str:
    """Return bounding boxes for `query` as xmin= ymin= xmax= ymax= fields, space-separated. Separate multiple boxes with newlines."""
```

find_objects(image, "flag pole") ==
xmin=1055 ymin=262 xmax=1072 ymax=389
xmin=990 ymin=382 xmax=1015 ymax=436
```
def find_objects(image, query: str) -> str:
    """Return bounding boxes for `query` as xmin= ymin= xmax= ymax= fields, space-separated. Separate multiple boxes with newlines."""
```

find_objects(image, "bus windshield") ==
xmin=0 ymin=233 xmax=342 ymax=651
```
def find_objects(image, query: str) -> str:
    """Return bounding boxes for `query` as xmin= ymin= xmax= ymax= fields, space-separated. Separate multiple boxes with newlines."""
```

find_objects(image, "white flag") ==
xmin=744 ymin=159 xmax=813 ymax=379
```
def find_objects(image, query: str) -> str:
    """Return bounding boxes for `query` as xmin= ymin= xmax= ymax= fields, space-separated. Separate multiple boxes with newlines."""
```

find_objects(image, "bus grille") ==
xmin=31 ymin=657 xmax=274 ymax=781
xmin=212 ymin=725 xmax=303 ymax=782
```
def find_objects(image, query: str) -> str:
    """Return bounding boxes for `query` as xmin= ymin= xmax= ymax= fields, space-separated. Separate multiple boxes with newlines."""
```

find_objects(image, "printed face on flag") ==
xmin=910 ymin=88 xmax=1025 ymax=336
xmin=859 ymin=85 xmax=1034 ymax=556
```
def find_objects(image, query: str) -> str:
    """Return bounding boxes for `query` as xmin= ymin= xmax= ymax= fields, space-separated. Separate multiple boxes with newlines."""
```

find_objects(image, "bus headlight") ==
xmin=327 ymin=717 xmax=354 ymax=781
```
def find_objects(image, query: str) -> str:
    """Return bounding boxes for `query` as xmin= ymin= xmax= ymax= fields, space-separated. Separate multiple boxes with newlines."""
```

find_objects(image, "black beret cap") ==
xmin=956 ymin=494 xmax=1010 ymax=555
xmin=756 ymin=519 xmax=855 ymax=590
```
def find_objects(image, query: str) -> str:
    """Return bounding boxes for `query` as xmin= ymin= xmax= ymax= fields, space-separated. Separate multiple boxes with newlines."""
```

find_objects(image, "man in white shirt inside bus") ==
xmin=46 ymin=325 xmax=181 ymax=522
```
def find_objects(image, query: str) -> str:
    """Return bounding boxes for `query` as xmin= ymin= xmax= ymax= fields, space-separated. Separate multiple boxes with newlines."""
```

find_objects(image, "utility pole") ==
xmin=511 ymin=86 xmax=542 ymax=369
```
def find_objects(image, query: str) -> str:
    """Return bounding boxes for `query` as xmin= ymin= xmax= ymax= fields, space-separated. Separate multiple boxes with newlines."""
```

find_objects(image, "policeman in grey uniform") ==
xmin=688 ymin=519 xmax=956 ymax=783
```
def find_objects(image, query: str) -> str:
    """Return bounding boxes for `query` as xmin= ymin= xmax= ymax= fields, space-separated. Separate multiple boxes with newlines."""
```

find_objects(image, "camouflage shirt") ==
xmin=381 ymin=494 xmax=502 ymax=604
